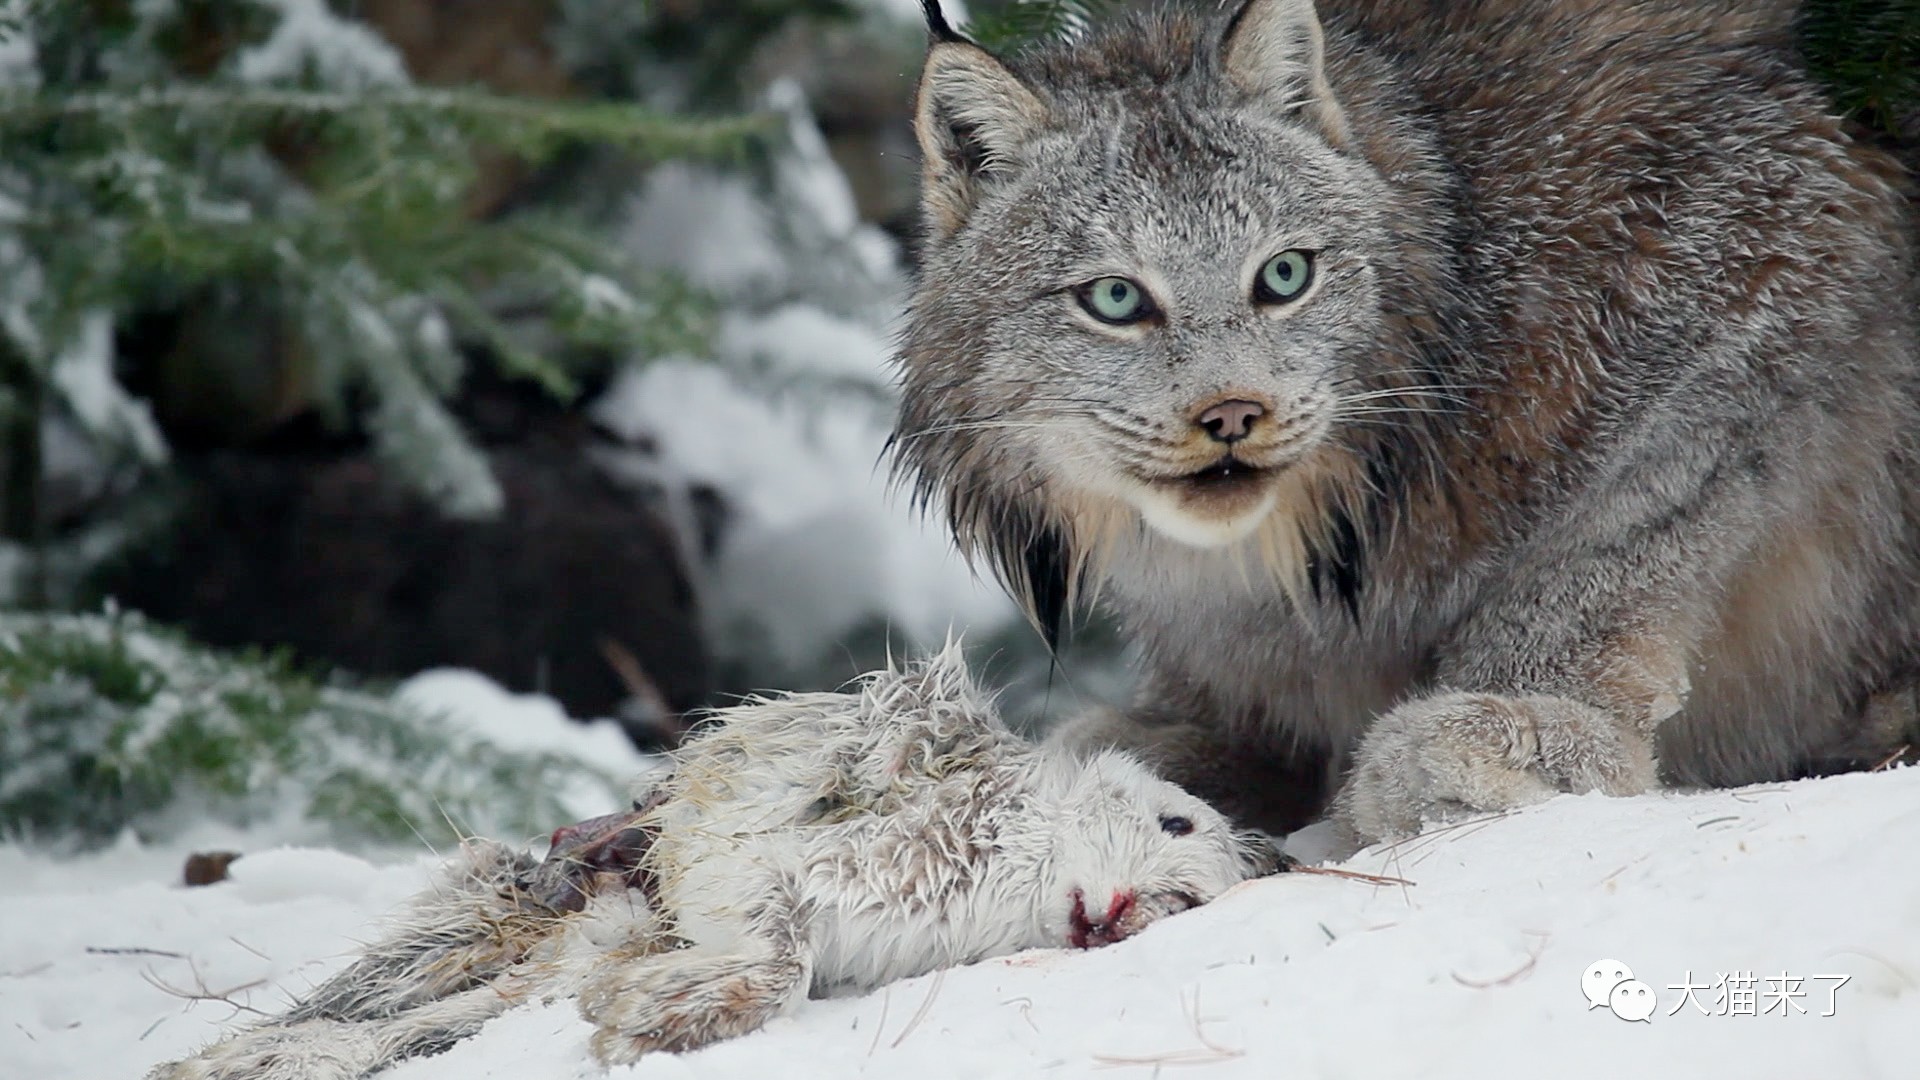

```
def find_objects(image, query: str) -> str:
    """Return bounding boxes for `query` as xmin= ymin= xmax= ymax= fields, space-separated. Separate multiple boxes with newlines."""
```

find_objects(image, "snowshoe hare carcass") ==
xmin=153 ymin=646 xmax=1278 ymax=1078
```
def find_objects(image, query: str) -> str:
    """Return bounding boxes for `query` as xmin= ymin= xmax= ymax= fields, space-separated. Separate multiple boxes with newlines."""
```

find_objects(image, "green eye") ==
xmin=1077 ymin=276 xmax=1153 ymax=324
xmin=1255 ymin=250 xmax=1314 ymax=303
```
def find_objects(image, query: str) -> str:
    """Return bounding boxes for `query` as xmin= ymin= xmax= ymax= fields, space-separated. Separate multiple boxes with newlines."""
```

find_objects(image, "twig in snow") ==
xmin=1001 ymin=995 xmax=1042 ymax=1035
xmin=866 ymin=986 xmax=891 ymax=1057
xmin=228 ymin=936 xmax=272 ymax=962
xmin=141 ymin=960 xmax=270 ymax=1019
xmin=1092 ymin=988 xmax=1243 ymax=1069
xmin=1870 ymin=744 xmax=1912 ymax=772
xmin=1359 ymin=810 xmax=1515 ymax=897
xmin=1381 ymin=810 xmax=1515 ymax=860
xmin=1450 ymin=933 xmax=1548 ymax=989
xmin=1287 ymin=864 xmax=1415 ymax=888
xmin=890 ymin=969 xmax=946 ymax=1049
xmin=87 ymin=946 xmax=188 ymax=958
xmin=600 ymin=636 xmax=688 ymax=744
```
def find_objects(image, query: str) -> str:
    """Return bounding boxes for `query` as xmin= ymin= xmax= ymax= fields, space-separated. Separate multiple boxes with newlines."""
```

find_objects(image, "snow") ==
xmin=859 ymin=0 xmax=968 ymax=25
xmin=6 ymin=765 xmax=1913 ymax=1080
xmin=48 ymin=310 xmax=171 ymax=466
xmin=619 ymin=166 xmax=787 ymax=295
xmin=596 ymin=83 xmax=1013 ymax=683
xmin=867 ymin=0 xmax=967 ymax=22
xmin=233 ymin=0 xmax=409 ymax=89
xmin=369 ymin=388 xmax=506 ymax=520
xmin=0 ymin=0 xmax=36 ymax=91
xmin=578 ymin=274 xmax=640 ymax=318
xmin=396 ymin=669 xmax=663 ymax=821
xmin=592 ymin=359 xmax=1008 ymax=677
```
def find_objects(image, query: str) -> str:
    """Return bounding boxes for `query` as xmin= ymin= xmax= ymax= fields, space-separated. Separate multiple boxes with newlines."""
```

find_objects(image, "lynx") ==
xmin=892 ymin=0 xmax=1920 ymax=845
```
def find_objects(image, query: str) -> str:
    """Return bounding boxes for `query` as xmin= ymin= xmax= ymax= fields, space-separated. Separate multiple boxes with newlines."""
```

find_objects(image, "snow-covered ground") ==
xmin=6 ymin=764 xmax=1913 ymax=1080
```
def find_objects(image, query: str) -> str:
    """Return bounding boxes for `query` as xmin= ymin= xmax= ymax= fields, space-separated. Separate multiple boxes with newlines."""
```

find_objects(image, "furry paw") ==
xmin=579 ymin=949 xmax=807 ymax=1062
xmin=1334 ymin=692 xmax=1657 ymax=845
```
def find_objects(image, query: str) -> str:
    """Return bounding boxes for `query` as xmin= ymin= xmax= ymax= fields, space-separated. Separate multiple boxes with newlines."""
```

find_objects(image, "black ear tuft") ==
xmin=920 ymin=0 xmax=968 ymax=44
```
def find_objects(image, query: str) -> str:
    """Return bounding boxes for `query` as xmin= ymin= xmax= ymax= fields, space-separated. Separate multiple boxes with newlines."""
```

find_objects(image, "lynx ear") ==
xmin=1222 ymin=0 xmax=1352 ymax=148
xmin=913 ymin=41 xmax=1049 ymax=239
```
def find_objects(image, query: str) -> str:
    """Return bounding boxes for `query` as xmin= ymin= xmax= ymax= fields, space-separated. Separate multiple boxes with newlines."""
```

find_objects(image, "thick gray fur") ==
xmin=894 ymin=0 xmax=1919 ymax=846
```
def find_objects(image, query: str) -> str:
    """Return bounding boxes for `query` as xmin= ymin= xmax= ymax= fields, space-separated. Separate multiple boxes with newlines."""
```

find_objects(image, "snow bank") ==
xmin=396 ymin=669 xmax=648 ymax=774
xmin=233 ymin=0 xmax=409 ymax=88
xmin=8 ymin=767 xmax=1912 ymax=1080
xmin=0 ymin=1 xmax=37 ymax=91
xmin=597 ymin=82 xmax=1013 ymax=686
xmin=397 ymin=669 xmax=662 ymax=820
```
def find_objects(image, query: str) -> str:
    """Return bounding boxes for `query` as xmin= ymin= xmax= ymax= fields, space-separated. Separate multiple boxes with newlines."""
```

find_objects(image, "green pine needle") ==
xmin=1799 ymin=0 xmax=1920 ymax=136
xmin=0 ymin=610 xmax=636 ymax=850
xmin=959 ymin=0 xmax=1130 ymax=52
xmin=0 ymin=0 xmax=765 ymax=519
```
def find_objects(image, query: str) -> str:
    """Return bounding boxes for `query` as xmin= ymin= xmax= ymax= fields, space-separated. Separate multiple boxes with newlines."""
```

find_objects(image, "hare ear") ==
xmin=913 ymin=39 xmax=1049 ymax=239
xmin=1222 ymin=0 xmax=1353 ymax=149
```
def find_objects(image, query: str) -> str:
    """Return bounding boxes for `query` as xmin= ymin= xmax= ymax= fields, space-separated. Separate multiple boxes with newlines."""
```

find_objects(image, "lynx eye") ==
xmin=1254 ymin=250 xmax=1314 ymax=304
xmin=1076 ymin=276 xmax=1154 ymax=325
xmin=1159 ymin=815 xmax=1195 ymax=836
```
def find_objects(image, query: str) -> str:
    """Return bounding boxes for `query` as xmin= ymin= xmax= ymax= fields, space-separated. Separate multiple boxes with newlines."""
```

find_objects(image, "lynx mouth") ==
xmin=1174 ymin=457 xmax=1273 ymax=492
xmin=1146 ymin=456 xmax=1280 ymax=508
xmin=1124 ymin=454 xmax=1289 ymax=547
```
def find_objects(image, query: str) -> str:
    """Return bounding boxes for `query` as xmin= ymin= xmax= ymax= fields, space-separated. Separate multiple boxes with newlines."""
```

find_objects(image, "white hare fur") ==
xmin=153 ymin=645 xmax=1273 ymax=1078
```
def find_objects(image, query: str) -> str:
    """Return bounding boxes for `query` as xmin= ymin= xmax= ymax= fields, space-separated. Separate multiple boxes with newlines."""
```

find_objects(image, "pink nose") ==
xmin=1193 ymin=399 xmax=1266 ymax=443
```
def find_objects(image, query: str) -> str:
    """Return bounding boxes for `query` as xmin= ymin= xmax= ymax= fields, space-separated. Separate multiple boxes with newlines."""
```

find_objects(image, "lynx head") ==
xmin=894 ymin=0 xmax=1448 ymax=641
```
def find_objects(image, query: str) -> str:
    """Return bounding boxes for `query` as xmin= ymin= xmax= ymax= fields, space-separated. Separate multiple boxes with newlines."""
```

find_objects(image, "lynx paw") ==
xmin=1334 ymin=692 xmax=1656 ymax=846
xmin=579 ymin=950 xmax=805 ymax=1062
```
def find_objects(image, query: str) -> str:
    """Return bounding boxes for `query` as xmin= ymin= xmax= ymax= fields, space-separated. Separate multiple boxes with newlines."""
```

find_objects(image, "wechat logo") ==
xmin=1583 ymin=959 xmax=1656 ymax=1022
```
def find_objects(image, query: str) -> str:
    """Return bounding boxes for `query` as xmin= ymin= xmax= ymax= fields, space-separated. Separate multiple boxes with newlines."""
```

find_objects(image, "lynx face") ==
xmin=896 ymin=2 xmax=1418 ymax=626
xmin=974 ymin=123 xmax=1385 ymax=547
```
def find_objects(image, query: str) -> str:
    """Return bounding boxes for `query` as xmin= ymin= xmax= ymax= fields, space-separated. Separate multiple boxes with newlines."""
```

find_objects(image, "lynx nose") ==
xmin=1193 ymin=399 xmax=1267 ymax=443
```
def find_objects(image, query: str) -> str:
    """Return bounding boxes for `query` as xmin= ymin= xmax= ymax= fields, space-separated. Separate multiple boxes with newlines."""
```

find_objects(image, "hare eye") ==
xmin=1077 ymin=276 xmax=1154 ymax=324
xmin=1254 ymin=250 xmax=1314 ymax=304
xmin=1159 ymin=815 xmax=1194 ymax=836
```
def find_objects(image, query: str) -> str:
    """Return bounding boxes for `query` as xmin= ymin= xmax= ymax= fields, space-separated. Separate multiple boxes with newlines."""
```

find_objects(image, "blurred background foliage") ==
xmin=1801 ymin=0 xmax=1920 ymax=144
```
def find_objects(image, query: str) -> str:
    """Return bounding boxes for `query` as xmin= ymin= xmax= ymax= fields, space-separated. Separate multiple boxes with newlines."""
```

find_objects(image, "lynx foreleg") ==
xmin=1334 ymin=690 xmax=1663 ymax=844
xmin=1334 ymin=425 xmax=1762 ymax=846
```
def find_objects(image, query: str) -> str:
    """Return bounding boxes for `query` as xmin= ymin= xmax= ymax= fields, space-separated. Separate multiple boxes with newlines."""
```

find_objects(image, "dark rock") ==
xmin=183 ymin=851 xmax=240 ymax=887
xmin=97 ymin=445 xmax=711 ymax=746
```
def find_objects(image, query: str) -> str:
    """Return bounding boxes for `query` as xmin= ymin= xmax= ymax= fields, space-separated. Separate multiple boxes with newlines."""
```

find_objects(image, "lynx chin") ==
xmin=892 ymin=0 xmax=1920 ymax=845
xmin=150 ymin=647 xmax=1275 ymax=1079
